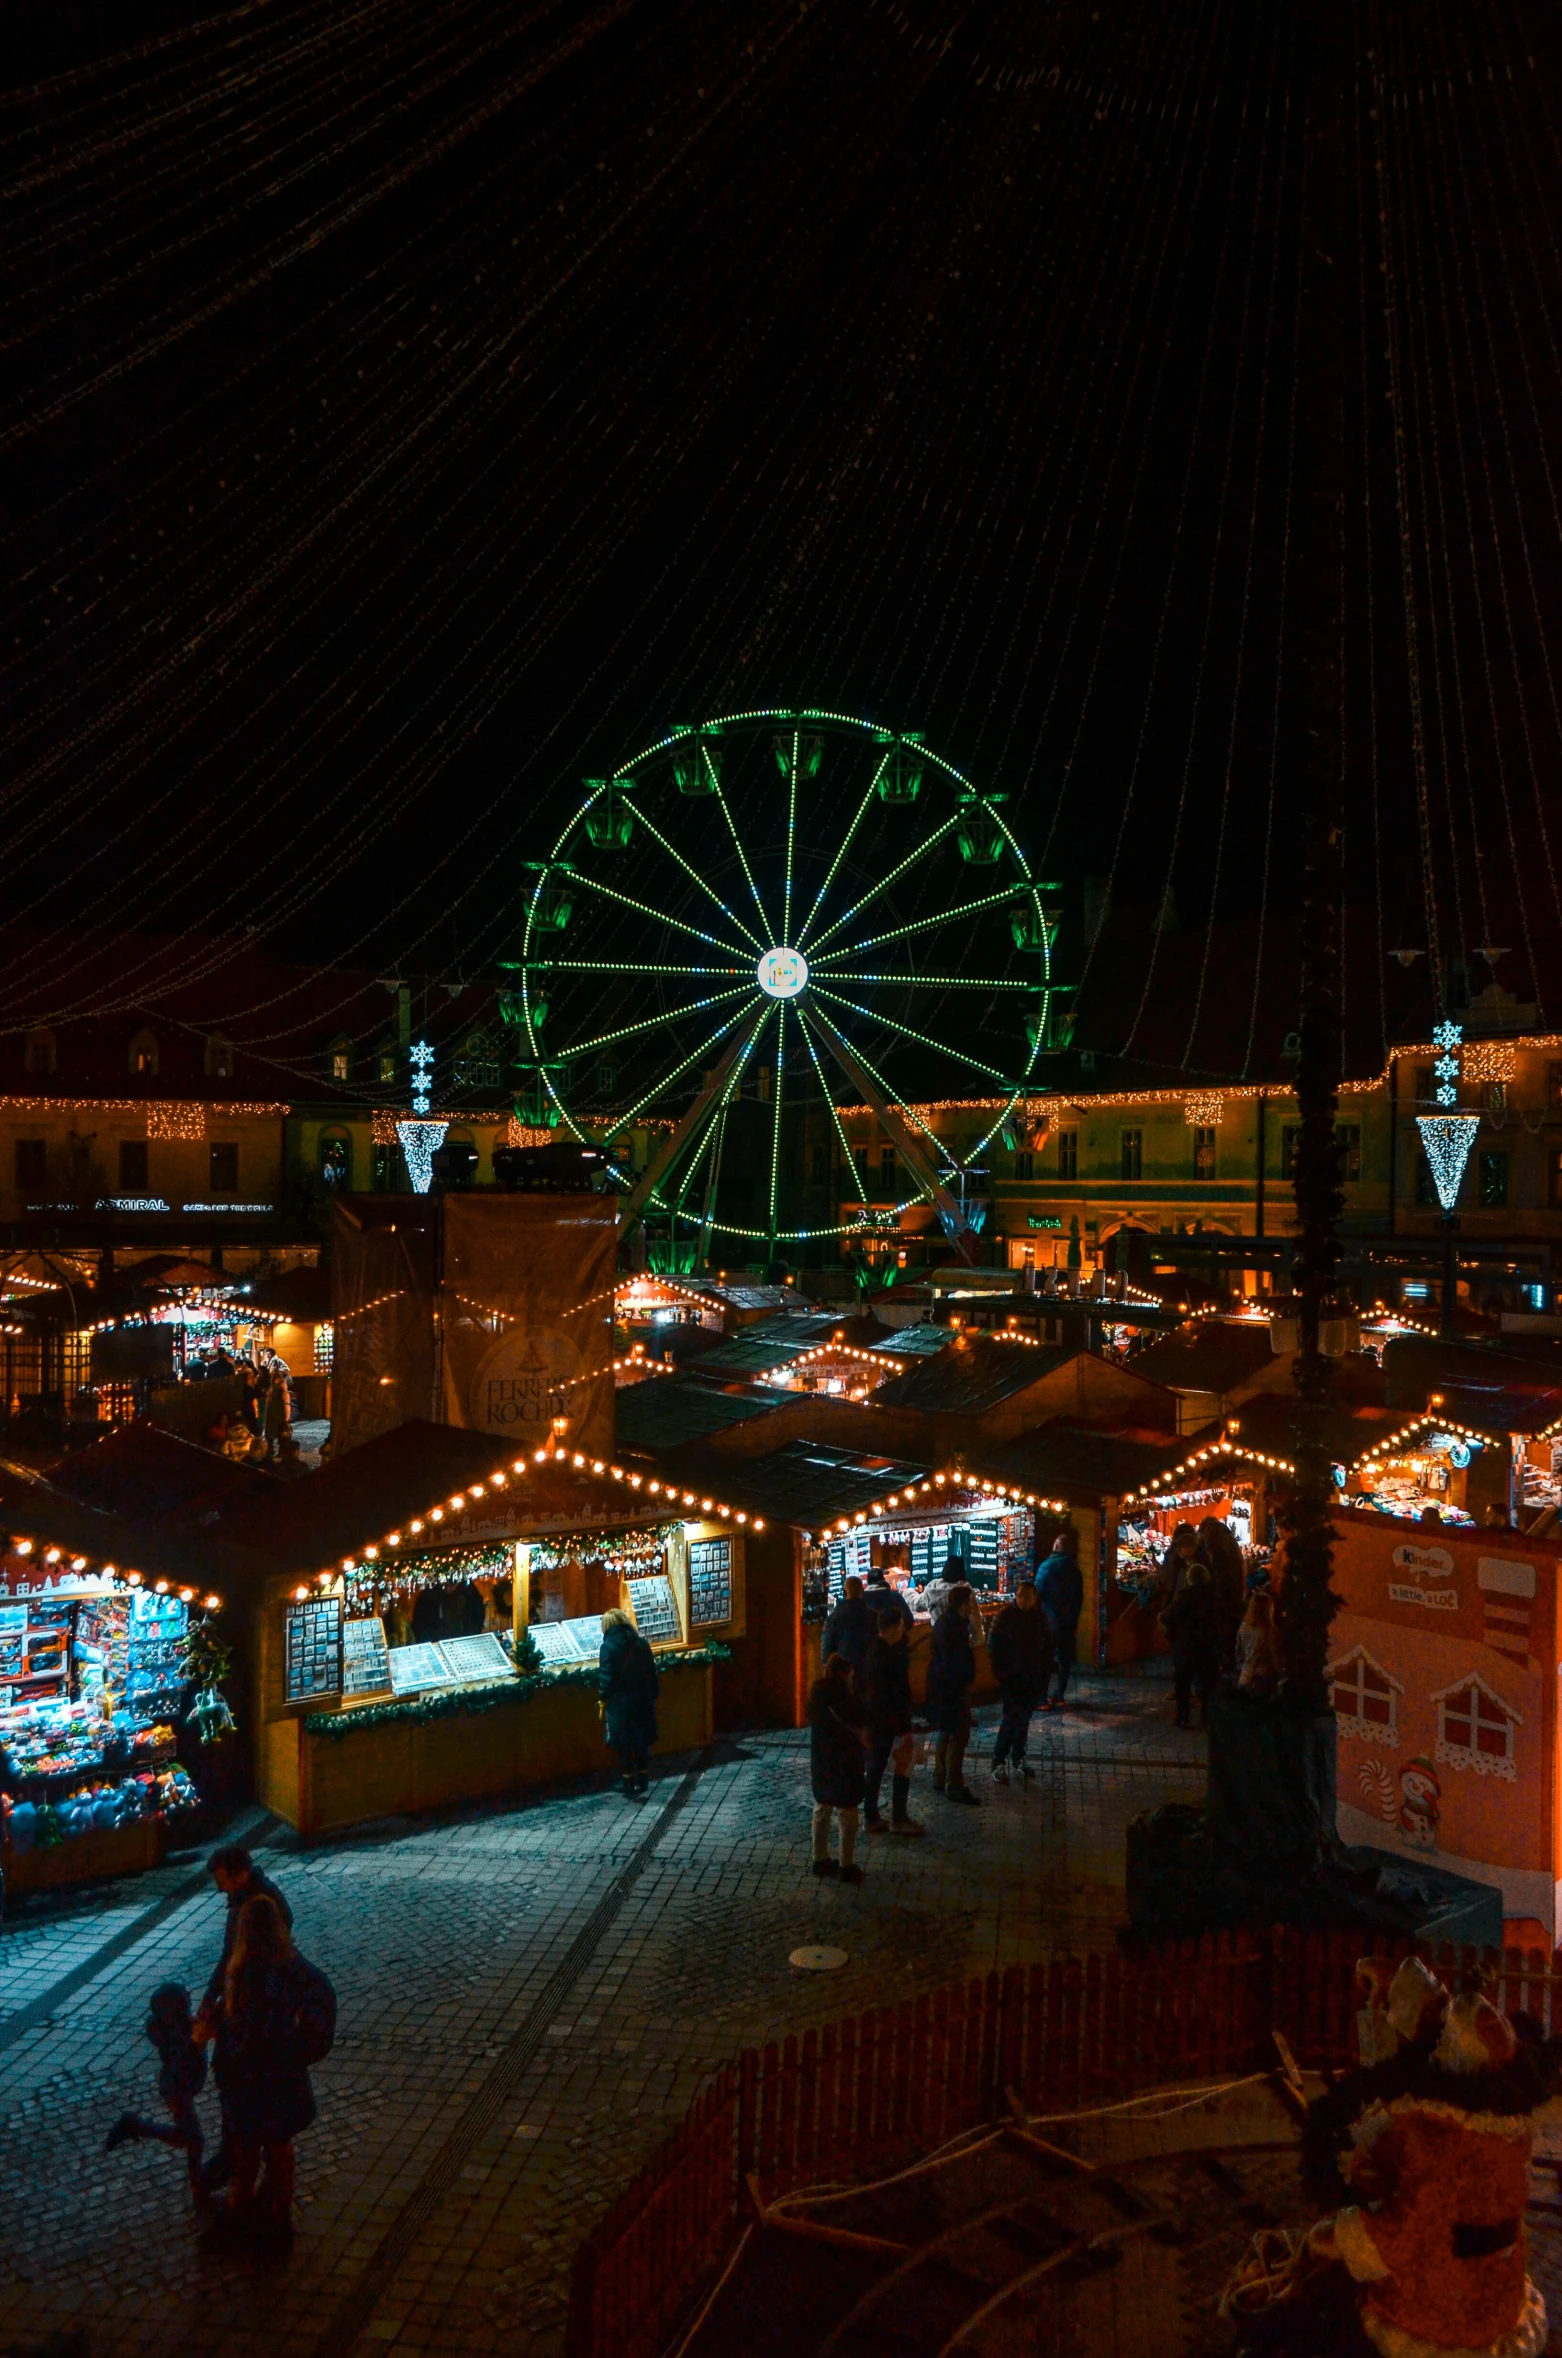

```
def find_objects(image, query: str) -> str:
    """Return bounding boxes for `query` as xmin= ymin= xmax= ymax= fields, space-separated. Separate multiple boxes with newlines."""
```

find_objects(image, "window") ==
xmin=1120 ymin=1129 xmax=1142 ymax=1183
xmin=1484 ymin=1081 xmax=1508 ymax=1114
xmin=1013 ymin=1149 xmax=1034 ymax=1181
xmin=23 ymin=1028 xmax=55 ymax=1076
xmin=328 ymin=1039 xmax=351 ymax=1084
xmin=204 ymin=1035 xmax=234 ymax=1080
xmin=595 ymin=1061 xmax=616 ymax=1094
xmin=853 ymin=1147 xmax=868 ymax=1197
xmin=1328 ymin=1650 xmax=1400 ymax=1746
xmin=454 ymin=1032 xmax=502 ymax=1092
xmin=209 ymin=1143 xmax=239 ymax=1195
xmin=320 ymin=1132 xmax=352 ymax=1190
xmin=1192 ymin=1126 xmax=1216 ymax=1181
xmin=1415 ymin=1064 xmax=1436 ymax=1106
xmin=1057 ymin=1130 xmax=1078 ymax=1181
xmin=119 ymin=1139 xmax=149 ymax=1190
xmin=15 ymin=1139 xmax=46 ymax=1190
xmin=1281 ymin=1124 xmax=1301 ymax=1179
xmin=1335 ymin=1125 xmax=1361 ymax=1180
xmin=377 ymin=1046 xmax=397 ymax=1086
xmin=1480 ymin=1150 xmax=1509 ymax=1209
xmin=880 ymin=1145 xmax=896 ymax=1195
xmin=1434 ymin=1676 xmax=1519 ymax=1781
xmin=128 ymin=1029 xmax=159 ymax=1078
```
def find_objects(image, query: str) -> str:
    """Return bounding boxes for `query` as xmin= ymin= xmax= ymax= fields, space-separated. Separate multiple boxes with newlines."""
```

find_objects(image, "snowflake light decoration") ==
xmin=1431 ymin=1017 xmax=1462 ymax=1107
xmin=409 ymin=1039 xmax=435 ymax=1114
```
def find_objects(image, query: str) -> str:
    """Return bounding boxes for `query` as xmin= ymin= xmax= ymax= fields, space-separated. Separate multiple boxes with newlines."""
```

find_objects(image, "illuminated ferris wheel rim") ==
xmin=517 ymin=710 xmax=1058 ymax=1247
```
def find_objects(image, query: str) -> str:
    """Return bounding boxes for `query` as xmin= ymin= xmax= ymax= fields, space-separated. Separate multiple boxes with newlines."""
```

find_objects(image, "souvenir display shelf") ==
xmin=1 ymin=1582 xmax=202 ymax=1879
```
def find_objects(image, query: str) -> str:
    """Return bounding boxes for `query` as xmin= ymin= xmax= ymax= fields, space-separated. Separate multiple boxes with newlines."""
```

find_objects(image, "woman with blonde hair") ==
xmin=598 ymin=1604 xmax=660 ymax=1799
xmin=1235 ymin=1584 xmax=1282 ymax=1696
xmin=206 ymin=1893 xmax=332 ymax=2249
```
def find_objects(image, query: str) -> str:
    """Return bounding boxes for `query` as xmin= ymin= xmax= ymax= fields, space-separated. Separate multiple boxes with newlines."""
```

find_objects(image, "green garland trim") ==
xmin=303 ymin=1641 xmax=732 ymax=1739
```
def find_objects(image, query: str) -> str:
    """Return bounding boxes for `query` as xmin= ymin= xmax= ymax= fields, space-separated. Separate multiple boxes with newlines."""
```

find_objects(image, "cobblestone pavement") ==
xmin=0 ymin=1666 xmax=1204 ymax=2358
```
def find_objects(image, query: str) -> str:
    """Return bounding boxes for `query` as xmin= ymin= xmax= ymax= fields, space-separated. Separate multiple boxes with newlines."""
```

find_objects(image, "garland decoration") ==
xmin=303 ymin=1642 xmax=730 ymax=1739
xmin=345 ymin=1542 xmax=513 ymax=1613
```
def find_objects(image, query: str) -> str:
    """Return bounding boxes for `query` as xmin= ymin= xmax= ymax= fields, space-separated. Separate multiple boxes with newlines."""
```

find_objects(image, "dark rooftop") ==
xmin=1129 ymin=1320 xmax=1280 ymax=1396
xmin=874 ymin=1334 xmax=1071 ymax=1417
xmin=660 ymin=1439 xmax=933 ymax=1529
xmin=614 ymin=1375 xmax=793 ymax=1453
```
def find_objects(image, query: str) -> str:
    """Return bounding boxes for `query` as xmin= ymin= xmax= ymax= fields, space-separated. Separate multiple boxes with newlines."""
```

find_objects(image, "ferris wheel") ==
xmin=508 ymin=710 xmax=1068 ymax=1264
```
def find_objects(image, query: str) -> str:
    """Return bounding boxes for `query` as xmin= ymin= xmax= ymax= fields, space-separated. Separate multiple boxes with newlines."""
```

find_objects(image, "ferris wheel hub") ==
xmin=756 ymin=946 xmax=809 ymax=1000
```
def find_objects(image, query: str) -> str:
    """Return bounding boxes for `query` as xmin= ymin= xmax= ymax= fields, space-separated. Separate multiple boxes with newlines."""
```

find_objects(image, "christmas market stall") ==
xmin=1325 ymin=1506 xmax=1562 ymax=1946
xmin=0 ymin=1471 xmax=240 ymax=1894
xmin=226 ymin=1422 xmax=739 ymax=1838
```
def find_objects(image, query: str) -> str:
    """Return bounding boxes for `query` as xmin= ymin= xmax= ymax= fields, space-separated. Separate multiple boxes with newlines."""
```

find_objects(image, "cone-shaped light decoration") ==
xmin=397 ymin=1119 xmax=449 ymax=1194
xmin=1415 ymin=1114 xmax=1479 ymax=1213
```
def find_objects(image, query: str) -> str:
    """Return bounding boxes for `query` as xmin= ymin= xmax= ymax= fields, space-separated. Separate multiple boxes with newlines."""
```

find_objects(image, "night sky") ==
xmin=4 ymin=0 xmax=1560 ymax=1084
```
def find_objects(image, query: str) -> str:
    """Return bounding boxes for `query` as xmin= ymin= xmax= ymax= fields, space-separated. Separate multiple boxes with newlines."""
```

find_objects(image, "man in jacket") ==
xmin=861 ymin=1613 xmax=923 ymax=1837
xmin=986 ymin=1580 xmax=1054 ymax=1783
xmin=822 ymin=1575 xmax=878 ymax=1684
xmin=1035 ymin=1527 xmax=1084 ymax=1711
xmin=926 ymin=1585 xmax=980 ymax=1804
xmin=863 ymin=1565 xmax=914 ymax=1631
xmin=197 ymin=1844 xmax=293 ymax=2024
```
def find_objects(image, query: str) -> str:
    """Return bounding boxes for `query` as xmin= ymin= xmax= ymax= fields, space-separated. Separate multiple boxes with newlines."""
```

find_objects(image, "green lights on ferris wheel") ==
xmin=521 ymin=712 xmax=1060 ymax=1250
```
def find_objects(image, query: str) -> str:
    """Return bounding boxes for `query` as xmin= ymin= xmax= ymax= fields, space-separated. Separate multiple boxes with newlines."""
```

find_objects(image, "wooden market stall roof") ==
xmin=0 ymin=1457 xmax=248 ymax=1601
xmin=614 ymin=1373 xmax=793 ymax=1455
xmin=41 ymin=1423 xmax=273 ymax=1532
xmin=234 ymin=1264 xmax=332 ymax=1324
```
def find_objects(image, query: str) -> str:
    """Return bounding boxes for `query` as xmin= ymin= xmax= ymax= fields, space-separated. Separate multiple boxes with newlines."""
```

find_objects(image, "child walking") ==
xmin=105 ymin=1982 xmax=207 ymax=2198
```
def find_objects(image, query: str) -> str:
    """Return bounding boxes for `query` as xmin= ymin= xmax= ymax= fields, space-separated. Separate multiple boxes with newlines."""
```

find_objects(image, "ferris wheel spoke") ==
xmin=707 ymin=745 xmax=776 ymax=943
xmin=555 ymin=984 xmax=756 ymax=1065
xmin=810 ymin=882 xmax=1029 ymax=963
xmin=802 ymin=813 xmax=966 ymax=955
xmin=796 ymin=1003 xmax=945 ymax=1166
xmin=795 ymin=745 xmax=893 ymax=947
xmin=767 ymin=1002 xmax=787 ymax=1244
xmin=624 ymin=803 xmax=768 ymax=956
xmin=782 ymin=731 xmax=799 ymax=949
xmin=808 ymin=985 xmax=1019 ymax=1090
xmin=533 ymin=959 xmax=748 ymax=977
xmin=604 ymin=998 xmax=763 ymax=1138
xmin=796 ymin=1003 xmax=869 ymax=1180
xmin=554 ymin=864 xmax=756 ymax=961
xmin=822 ymin=973 xmax=1038 ymax=990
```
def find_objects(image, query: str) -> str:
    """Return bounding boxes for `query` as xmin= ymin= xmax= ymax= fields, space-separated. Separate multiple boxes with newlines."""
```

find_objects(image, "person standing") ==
xmin=861 ymin=1612 xmax=923 ymax=1837
xmin=822 ymin=1574 xmax=878 ymax=1685
xmin=863 ymin=1564 xmax=914 ymax=1632
xmin=597 ymin=1606 xmax=660 ymax=1797
xmin=1159 ymin=1559 xmax=1222 ymax=1729
xmin=808 ymin=1652 xmax=867 ymax=1883
xmin=1235 ymin=1583 xmax=1282 ymax=1695
xmin=1035 ymin=1527 xmax=1084 ymax=1711
xmin=926 ymin=1583 xmax=979 ymax=1805
xmin=197 ymin=1844 xmax=293 ymax=2029
xmin=261 ymin=1366 xmax=290 ymax=1462
xmin=204 ymin=1895 xmax=328 ymax=2251
xmin=986 ymin=1579 xmax=1054 ymax=1783
xmin=104 ymin=1982 xmax=207 ymax=2200
xmin=1196 ymin=1516 xmax=1247 ymax=1667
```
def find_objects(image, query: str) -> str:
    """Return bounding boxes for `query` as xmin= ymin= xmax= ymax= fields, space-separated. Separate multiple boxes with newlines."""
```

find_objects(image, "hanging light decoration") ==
xmin=397 ymin=1120 xmax=449 ymax=1194
xmin=1415 ymin=1114 xmax=1480 ymax=1212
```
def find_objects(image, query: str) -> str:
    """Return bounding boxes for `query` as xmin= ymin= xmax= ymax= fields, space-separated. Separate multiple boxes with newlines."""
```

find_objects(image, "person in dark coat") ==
xmin=861 ymin=1613 xmax=923 ymax=1837
xmin=197 ymin=1844 xmax=292 ymax=2025
xmin=863 ymin=1565 xmax=914 ymax=1631
xmin=598 ymin=1606 xmax=659 ymax=1798
xmin=1197 ymin=1514 xmax=1247 ymax=1668
xmin=1159 ymin=1559 xmax=1223 ymax=1729
xmin=105 ymin=1982 xmax=207 ymax=2198
xmin=1035 ymin=1528 xmax=1084 ymax=1710
xmin=205 ymin=1896 xmax=320 ymax=2246
xmin=822 ymin=1575 xmax=878 ymax=1684
xmin=926 ymin=1584 xmax=979 ymax=1804
xmin=808 ymin=1652 xmax=867 ymax=1883
xmin=986 ymin=1580 xmax=1054 ymax=1782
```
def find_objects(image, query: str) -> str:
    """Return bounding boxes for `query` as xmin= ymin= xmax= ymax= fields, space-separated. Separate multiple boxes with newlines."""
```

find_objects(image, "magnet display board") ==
xmin=342 ymin=1615 xmax=392 ymax=1698
xmin=284 ymin=1595 xmax=343 ymax=1703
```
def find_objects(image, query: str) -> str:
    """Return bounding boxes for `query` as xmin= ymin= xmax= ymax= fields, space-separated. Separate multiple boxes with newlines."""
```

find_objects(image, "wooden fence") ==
xmin=564 ymin=1928 xmax=1562 ymax=2358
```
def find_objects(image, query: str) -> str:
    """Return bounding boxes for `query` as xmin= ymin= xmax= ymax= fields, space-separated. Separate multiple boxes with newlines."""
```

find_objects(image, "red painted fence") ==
xmin=564 ymin=1929 xmax=1562 ymax=2358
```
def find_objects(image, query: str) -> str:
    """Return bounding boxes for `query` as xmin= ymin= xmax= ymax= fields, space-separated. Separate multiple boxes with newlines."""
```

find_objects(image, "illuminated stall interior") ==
xmin=0 ymin=1527 xmax=218 ymax=1881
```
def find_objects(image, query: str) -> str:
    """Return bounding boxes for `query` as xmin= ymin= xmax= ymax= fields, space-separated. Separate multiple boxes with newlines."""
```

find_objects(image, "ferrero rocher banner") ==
xmin=438 ymin=1194 xmax=616 ymax=1456
xmin=330 ymin=1195 xmax=616 ymax=1459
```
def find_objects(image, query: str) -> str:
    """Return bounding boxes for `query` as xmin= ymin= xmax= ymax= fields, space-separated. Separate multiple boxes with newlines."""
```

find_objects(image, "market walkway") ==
xmin=0 ymin=1666 xmax=1203 ymax=2358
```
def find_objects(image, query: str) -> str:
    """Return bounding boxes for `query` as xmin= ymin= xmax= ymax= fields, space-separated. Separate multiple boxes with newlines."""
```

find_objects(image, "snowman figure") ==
xmin=1398 ymin=1757 xmax=1441 ymax=1851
